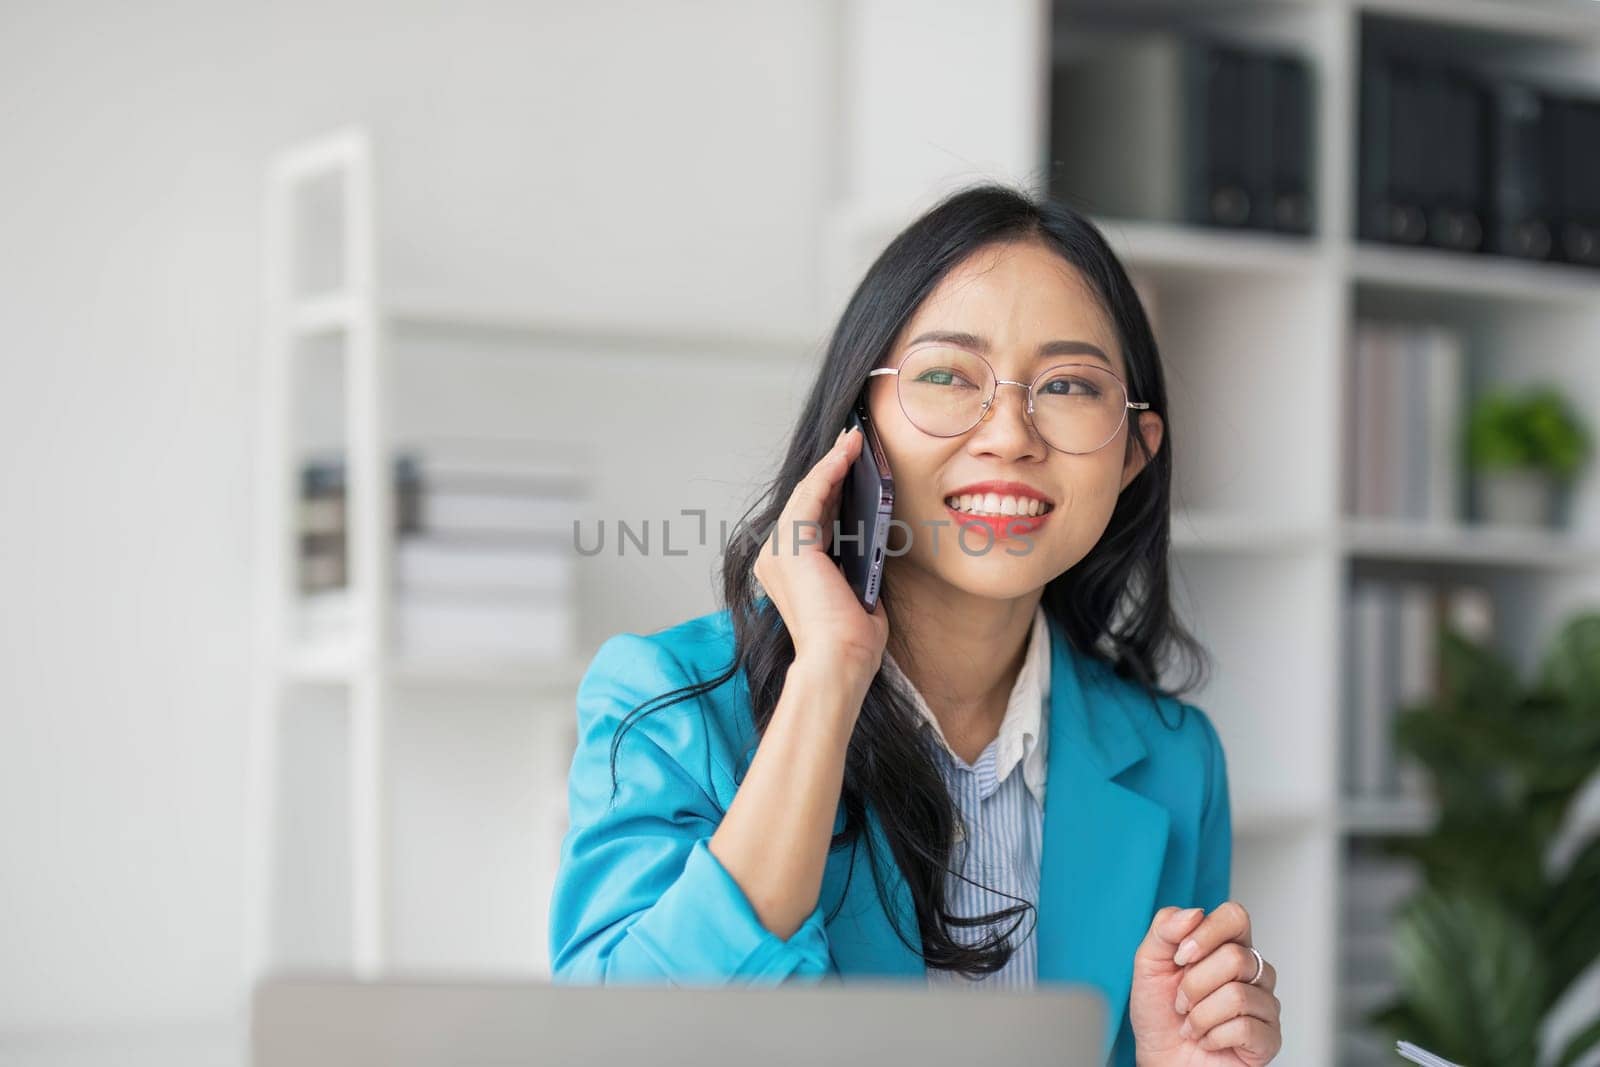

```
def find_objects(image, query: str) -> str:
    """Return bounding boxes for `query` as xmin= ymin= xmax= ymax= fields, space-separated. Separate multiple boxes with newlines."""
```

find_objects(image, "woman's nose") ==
xmin=980 ymin=380 xmax=1033 ymax=424
xmin=973 ymin=381 xmax=1046 ymax=452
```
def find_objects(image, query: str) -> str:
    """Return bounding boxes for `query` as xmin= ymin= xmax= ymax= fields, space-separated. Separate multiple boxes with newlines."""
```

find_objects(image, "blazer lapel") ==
xmin=1036 ymin=616 xmax=1170 ymax=1062
xmin=821 ymin=612 xmax=1171 ymax=1045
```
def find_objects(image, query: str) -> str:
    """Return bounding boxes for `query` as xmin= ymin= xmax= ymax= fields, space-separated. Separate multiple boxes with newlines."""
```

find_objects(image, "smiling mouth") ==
xmin=942 ymin=493 xmax=1055 ymax=518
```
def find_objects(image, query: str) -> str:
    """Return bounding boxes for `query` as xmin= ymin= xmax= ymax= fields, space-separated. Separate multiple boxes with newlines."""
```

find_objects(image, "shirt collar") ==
xmin=880 ymin=604 xmax=1052 ymax=806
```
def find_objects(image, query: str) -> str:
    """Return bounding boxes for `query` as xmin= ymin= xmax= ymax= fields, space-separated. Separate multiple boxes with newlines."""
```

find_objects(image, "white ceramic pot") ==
xmin=1473 ymin=467 xmax=1556 ymax=527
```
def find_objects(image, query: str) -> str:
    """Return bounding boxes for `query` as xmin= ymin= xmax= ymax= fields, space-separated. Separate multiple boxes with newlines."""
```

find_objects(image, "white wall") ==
xmin=0 ymin=2 xmax=850 ymax=1061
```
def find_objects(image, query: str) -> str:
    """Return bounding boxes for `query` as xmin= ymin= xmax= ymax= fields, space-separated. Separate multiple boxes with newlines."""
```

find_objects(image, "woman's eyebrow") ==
xmin=905 ymin=330 xmax=1112 ymax=367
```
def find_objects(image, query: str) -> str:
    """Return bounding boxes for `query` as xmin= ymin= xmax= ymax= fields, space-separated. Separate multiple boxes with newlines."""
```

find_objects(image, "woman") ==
xmin=548 ymin=185 xmax=1283 ymax=1066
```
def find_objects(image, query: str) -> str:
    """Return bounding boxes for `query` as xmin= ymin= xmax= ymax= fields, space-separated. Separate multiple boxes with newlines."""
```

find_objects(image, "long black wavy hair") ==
xmin=608 ymin=182 xmax=1210 ymax=978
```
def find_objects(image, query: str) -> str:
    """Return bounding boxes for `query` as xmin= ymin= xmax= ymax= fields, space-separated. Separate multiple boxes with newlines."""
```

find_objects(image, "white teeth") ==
xmin=943 ymin=493 xmax=1053 ymax=517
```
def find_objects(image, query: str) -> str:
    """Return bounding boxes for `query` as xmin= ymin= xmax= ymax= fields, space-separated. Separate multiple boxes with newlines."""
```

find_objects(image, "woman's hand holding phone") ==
xmin=711 ymin=426 xmax=890 ymax=941
xmin=753 ymin=426 xmax=890 ymax=697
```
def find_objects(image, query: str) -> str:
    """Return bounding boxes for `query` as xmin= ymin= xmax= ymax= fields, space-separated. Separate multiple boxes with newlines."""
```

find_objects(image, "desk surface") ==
xmin=253 ymin=976 xmax=1108 ymax=1067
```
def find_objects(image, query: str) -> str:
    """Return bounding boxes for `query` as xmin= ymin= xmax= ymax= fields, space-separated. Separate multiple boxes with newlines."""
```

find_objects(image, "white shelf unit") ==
xmin=1032 ymin=2 xmax=1600 ymax=1065
xmin=251 ymin=131 xmax=392 ymax=982
xmin=248 ymin=131 xmax=616 ymax=986
xmin=248 ymin=125 xmax=830 ymax=990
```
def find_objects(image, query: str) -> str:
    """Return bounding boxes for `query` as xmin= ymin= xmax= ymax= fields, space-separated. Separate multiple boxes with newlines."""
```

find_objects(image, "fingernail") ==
xmin=836 ymin=427 xmax=847 ymax=442
xmin=1174 ymin=989 xmax=1189 ymax=1014
xmin=1173 ymin=938 xmax=1199 ymax=966
xmin=1179 ymin=1020 xmax=1192 ymax=1040
xmin=1163 ymin=908 xmax=1201 ymax=941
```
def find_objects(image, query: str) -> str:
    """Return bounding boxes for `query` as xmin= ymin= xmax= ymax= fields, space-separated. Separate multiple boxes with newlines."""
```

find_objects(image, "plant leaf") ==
xmin=1540 ymin=832 xmax=1600 ymax=1009
xmin=1436 ymin=627 xmax=1521 ymax=719
xmin=1555 ymin=1013 xmax=1600 ymax=1067
xmin=1541 ymin=614 xmax=1600 ymax=718
xmin=1390 ymin=888 xmax=1545 ymax=1067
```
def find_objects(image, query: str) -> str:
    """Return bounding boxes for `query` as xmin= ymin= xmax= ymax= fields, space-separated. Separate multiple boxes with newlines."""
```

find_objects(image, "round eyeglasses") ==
xmin=867 ymin=345 xmax=1149 ymax=455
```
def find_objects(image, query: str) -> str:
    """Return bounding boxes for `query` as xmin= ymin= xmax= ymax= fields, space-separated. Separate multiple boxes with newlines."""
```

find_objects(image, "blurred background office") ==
xmin=2 ymin=2 xmax=1599 ymax=1065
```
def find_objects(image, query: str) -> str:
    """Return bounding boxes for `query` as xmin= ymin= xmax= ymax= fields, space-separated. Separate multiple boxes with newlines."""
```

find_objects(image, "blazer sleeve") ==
xmin=547 ymin=632 xmax=834 ymax=985
xmin=1190 ymin=703 xmax=1233 ymax=911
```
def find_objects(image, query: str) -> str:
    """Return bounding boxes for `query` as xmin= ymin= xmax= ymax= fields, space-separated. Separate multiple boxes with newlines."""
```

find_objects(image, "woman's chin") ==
xmin=922 ymin=552 xmax=1062 ymax=602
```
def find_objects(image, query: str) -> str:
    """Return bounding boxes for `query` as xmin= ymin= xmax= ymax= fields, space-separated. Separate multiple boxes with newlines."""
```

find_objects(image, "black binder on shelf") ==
xmin=1422 ymin=69 xmax=1487 ymax=253
xmin=1553 ymin=95 xmax=1600 ymax=267
xmin=1049 ymin=33 xmax=1314 ymax=235
xmin=1360 ymin=54 xmax=1488 ymax=251
xmin=1486 ymin=82 xmax=1556 ymax=260
xmin=1359 ymin=13 xmax=1600 ymax=271
xmin=1193 ymin=44 xmax=1254 ymax=228
xmin=1266 ymin=54 xmax=1314 ymax=234
xmin=1359 ymin=53 xmax=1428 ymax=245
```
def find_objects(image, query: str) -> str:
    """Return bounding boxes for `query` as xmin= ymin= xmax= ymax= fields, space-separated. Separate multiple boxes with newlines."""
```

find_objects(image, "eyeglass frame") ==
xmin=865 ymin=349 xmax=1150 ymax=456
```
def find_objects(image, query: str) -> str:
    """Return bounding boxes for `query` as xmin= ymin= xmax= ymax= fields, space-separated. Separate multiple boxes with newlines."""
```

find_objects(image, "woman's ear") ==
xmin=1120 ymin=411 xmax=1164 ymax=491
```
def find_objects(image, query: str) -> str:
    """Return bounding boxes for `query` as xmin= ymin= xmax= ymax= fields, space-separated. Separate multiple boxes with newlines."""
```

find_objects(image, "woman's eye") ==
xmin=914 ymin=368 xmax=974 ymax=388
xmin=1040 ymin=376 xmax=1100 ymax=397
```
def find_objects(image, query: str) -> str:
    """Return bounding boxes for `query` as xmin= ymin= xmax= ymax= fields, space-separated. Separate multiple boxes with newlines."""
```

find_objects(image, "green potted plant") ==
xmin=1466 ymin=386 xmax=1592 ymax=528
xmin=1369 ymin=614 xmax=1600 ymax=1067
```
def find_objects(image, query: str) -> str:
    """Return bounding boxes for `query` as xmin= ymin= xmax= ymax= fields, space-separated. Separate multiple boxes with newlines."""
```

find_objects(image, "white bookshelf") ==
xmin=1031 ymin=2 xmax=1600 ymax=1064
xmin=247 ymin=125 xmax=826 ymax=990
xmin=248 ymin=131 xmax=614 ymax=985
xmin=245 ymin=3 xmax=1600 ymax=1064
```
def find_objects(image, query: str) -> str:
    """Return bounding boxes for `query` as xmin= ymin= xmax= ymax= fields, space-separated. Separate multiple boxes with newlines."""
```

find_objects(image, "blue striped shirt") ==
xmin=880 ymin=606 xmax=1051 ymax=990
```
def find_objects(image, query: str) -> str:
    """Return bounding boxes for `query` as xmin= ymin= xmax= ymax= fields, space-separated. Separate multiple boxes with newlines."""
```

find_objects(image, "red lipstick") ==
xmin=942 ymin=480 xmax=1055 ymax=541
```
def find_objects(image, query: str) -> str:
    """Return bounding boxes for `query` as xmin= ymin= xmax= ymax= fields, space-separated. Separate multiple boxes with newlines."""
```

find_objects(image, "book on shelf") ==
xmin=396 ymin=442 xmax=582 ymax=665
xmin=1346 ymin=321 xmax=1464 ymax=524
xmin=296 ymin=454 xmax=423 ymax=593
xmin=396 ymin=538 xmax=574 ymax=595
xmin=403 ymin=439 xmax=587 ymax=540
xmin=419 ymin=492 xmax=576 ymax=538
xmin=1339 ymin=846 xmax=1423 ymax=1067
xmin=1343 ymin=580 xmax=1495 ymax=804
xmin=294 ymin=445 xmax=586 ymax=578
xmin=1342 ymin=846 xmax=1421 ymax=932
xmin=394 ymin=591 xmax=573 ymax=664
xmin=291 ymin=440 xmax=587 ymax=666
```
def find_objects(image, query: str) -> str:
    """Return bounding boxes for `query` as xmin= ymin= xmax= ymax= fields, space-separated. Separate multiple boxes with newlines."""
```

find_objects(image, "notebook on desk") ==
xmin=253 ymin=976 xmax=1108 ymax=1067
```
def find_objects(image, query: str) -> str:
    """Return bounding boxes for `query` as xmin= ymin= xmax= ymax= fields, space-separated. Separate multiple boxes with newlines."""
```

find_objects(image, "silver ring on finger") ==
xmin=1246 ymin=946 xmax=1265 ymax=986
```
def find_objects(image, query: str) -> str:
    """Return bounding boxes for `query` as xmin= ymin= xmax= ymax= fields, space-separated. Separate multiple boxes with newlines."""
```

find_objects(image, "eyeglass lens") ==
xmin=893 ymin=346 xmax=1129 ymax=454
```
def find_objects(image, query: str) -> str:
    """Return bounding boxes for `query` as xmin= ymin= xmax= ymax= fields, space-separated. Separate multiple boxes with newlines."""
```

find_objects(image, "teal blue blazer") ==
xmin=548 ymin=607 xmax=1232 ymax=1067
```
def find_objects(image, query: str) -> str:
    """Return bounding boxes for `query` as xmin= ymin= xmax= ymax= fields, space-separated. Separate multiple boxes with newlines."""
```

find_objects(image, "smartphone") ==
xmin=832 ymin=405 xmax=895 ymax=611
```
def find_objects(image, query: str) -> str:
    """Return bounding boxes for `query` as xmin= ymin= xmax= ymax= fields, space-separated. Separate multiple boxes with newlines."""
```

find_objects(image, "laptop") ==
xmin=253 ymin=976 xmax=1108 ymax=1066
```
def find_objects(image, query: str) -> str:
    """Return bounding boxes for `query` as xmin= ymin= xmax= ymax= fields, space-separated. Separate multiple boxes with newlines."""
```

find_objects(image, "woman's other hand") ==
xmin=1129 ymin=902 xmax=1282 ymax=1066
xmin=752 ymin=425 xmax=890 ymax=693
